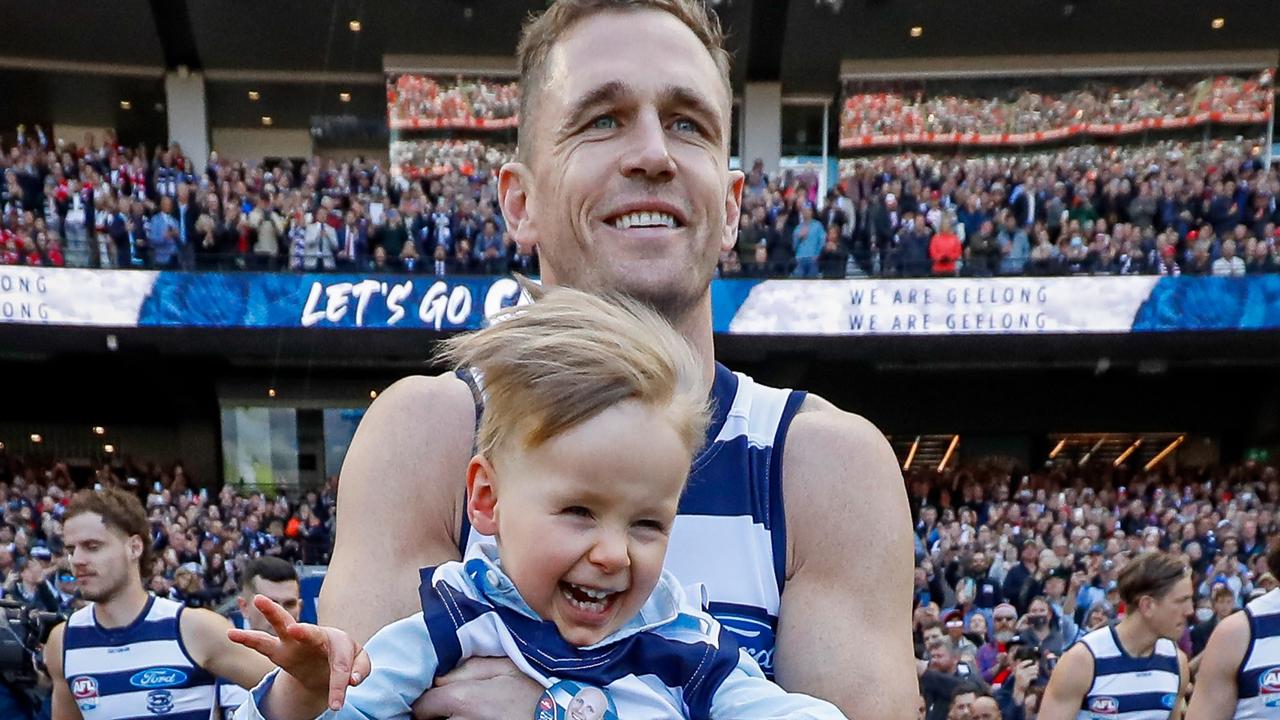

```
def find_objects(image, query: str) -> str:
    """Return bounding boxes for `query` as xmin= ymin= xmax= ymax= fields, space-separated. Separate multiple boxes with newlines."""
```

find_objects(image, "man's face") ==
xmin=567 ymin=687 xmax=606 ymax=720
xmin=971 ymin=696 xmax=1000 ymax=720
xmin=929 ymin=644 xmax=957 ymax=674
xmin=65 ymin=512 xmax=139 ymax=602
xmin=922 ymin=626 xmax=944 ymax=647
xmin=1143 ymin=577 xmax=1195 ymax=640
xmin=947 ymin=692 xmax=976 ymax=720
xmin=500 ymin=9 xmax=741 ymax=323
xmin=239 ymin=576 xmax=301 ymax=634
xmin=1213 ymin=593 xmax=1234 ymax=619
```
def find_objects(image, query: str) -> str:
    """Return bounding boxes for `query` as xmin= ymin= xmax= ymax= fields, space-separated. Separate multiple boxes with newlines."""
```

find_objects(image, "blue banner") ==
xmin=5 ymin=267 xmax=1280 ymax=335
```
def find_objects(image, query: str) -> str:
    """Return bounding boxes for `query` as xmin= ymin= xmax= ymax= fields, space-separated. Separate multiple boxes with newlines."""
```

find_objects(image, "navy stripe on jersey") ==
xmin=1253 ymin=611 xmax=1280 ymax=639
xmin=114 ymin=711 xmax=210 ymax=720
xmin=768 ymin=388 xmax=805 ymax=593
xmin=420 ymin=573 xmax=742 ymax=711
xmin=64 ymin=616 xmax=183 ymax=648
xmin=1093 ymin=653 xmax=1180 ymax=678
xmin=1098 ymin=691 xmax=1179 ymax=714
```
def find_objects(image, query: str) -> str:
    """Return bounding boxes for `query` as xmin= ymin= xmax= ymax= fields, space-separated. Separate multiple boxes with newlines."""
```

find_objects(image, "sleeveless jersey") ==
xmin=1076 ymin=625 xmax=1181 ymax=719
xmin=62 ymin=595 xmax=218 ymax=720
xmin=1235 ymin=588 xmax=1280 ymax=718
xmin=460 ymin=362 xmax=806 ymax=678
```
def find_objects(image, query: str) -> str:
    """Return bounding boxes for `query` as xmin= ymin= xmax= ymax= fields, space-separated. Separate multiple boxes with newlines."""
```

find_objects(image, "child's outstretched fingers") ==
xmin=254 ymin=594 xmax=299 ymax=637
xmin=227 ymin=628 xmax=283 ymax=659
xmin=319 ymin=626 xmax=364 ymax=711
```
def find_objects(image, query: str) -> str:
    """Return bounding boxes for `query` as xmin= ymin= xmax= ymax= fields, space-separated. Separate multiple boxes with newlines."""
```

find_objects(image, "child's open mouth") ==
xmin=559 ymin=581 xmax=621 ymax=617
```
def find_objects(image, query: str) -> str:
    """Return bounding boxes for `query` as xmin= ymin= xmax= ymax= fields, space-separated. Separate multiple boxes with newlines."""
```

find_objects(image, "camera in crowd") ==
xmin=0 ymin=599 xmax=66 ymax=687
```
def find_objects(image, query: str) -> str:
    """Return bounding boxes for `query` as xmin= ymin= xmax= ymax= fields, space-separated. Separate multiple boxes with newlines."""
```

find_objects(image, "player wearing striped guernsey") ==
xmin=215 ymin=558 xmax=304 ymax=718
xmin=1039 ymin=552 xmax=1192 ymax=720
xmin=41 ymin=488 xmax=341 ymax=720
xmin=317 ymin=2 xmax=914 ymax=718
xmin=1186 ymin=541 xmax=1280 ymax=719
xmin=229 ymin=287 xmax=844 ymax=720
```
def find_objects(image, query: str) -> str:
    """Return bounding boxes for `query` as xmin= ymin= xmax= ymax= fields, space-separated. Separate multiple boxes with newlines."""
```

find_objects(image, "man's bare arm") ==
xmin=45 ymin=623 xmax=85 ymax=720
xmin=1186 ymin=612 xmax=1248 ymax=720
xmin=318 ymin=374 xmax=477 ymax=644
xmin=774 ymin=397 xmax=916 ymax=719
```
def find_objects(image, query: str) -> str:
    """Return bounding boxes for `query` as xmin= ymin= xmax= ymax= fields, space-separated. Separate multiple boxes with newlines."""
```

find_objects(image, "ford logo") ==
xmin=715 ymin=613 xmax=776 ymax=676
xmin=130 ymin=668 xmax=188 ymax=689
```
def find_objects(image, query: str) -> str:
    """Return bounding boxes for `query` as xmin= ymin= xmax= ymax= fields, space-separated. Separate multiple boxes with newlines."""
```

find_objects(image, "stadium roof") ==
xmin=1 ymin=0 xmax=1277 ymax=130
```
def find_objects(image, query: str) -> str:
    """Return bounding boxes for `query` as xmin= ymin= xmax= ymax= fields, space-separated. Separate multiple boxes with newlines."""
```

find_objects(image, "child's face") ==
xmin=469 ymin=400 xmax=691 ymax=646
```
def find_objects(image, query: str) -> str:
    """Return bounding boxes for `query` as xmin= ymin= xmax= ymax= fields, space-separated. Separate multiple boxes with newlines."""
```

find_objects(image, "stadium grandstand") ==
xmin=2 ymin=1 xmax=1280 ymax=719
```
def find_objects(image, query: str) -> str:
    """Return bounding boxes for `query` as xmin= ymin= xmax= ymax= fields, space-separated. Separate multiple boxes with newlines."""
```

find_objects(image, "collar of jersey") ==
xmin=462 ymin=542 xmax=702 ymax=649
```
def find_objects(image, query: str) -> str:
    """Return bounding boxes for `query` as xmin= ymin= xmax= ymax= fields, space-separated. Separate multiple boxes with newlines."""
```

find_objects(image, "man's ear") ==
xmin=722 ymin=169 xmax=745 ymax=251
xmin=499 ymin=162 xmax=540 ymax=255
xmin=466 ymin=455 xmax=500 ymax=536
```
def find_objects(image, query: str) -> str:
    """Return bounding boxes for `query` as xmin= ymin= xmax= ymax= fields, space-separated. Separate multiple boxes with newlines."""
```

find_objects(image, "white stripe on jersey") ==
xmin=664 ymin=514 xmax=780 ymax=611
xmin=1236 ymin=589 xmax=1280 ymax=719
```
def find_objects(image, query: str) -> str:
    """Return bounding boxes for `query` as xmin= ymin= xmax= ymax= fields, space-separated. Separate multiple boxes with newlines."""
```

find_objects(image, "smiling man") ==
xmin=318 ymin=2 xmax=914 ymax=718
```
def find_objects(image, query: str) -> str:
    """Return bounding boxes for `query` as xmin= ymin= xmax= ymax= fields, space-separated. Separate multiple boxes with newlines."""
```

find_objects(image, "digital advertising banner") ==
xmin=4 ymin=267 xmax=1280 ymax=336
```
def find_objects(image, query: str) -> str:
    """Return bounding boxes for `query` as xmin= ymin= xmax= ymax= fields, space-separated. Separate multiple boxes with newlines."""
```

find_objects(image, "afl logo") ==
xmin=71 ymin=676 xmax=98 ymax=711
xmin=1088 ymin=696 xmax=1119 ymax=714
xmin=1258 ymin=667 xmax=1280 ymax=693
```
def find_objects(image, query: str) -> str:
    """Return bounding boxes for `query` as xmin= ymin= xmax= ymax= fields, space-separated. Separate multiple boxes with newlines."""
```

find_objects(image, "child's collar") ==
xmin=461 ymin=542 xmax=701 ymax=649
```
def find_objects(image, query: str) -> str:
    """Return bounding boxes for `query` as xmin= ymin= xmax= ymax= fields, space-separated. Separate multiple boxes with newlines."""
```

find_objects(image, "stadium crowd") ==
xmin=387 ymin=75 xmax=520 ymax=127
xmin=907 ymin=459 xmax=1280 ymax=719
xmin=840 ymin=70 xmax=1273 ymax=141
xmin=6 ymin=122 xmax=1280 ymax=282
xmin=728 ymin=139 xmax=1280 ymax=280
xmin=0 ymin=453 xmax=335 ymax=616
xmin=0 ymin=127 xmax=537 ymax=275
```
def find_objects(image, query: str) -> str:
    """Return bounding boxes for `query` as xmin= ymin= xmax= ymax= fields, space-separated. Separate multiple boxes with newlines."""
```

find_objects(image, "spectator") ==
xmin=1189 ymin=583 xmax=1236 ymax=656
xmin=791 ymin=203 xmax=824 ymax=278
xmin=930 ymin=217 xmax=962 ymax=276
xmin=299 ymin=207 xmax=339 ymax=271
xmin=1212 ymin=238 xmax=1246 ymax=276
xmin=249 ymin=194 xmax=285 ymax=270
xmin=4 ymin=553 xmax=59 ymax=612
xmin=148 ymin=195 xmax=181 ymax=268
xmin=818 ymin=225 xmax=849 ymax=279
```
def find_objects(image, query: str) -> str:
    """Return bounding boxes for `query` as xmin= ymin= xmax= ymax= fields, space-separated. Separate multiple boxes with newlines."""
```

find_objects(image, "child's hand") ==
xmin=227 ymin=594 xmax=371 ymax=711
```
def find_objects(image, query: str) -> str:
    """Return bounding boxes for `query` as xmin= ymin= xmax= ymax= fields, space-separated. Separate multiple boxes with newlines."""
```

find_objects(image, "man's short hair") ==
xmin=515 ymin=0 xmax=731 ymax=161
xmin=1116 ymin=551 xmax=1188 ymax=607
xmin=66 ymin=487 xmax=152 ymax=575
xmin=240 ymin=556 xmax=298 ymax=595
xmin=1211 ymin=584 xmax=1236 ymax=603
xmin=437 ymin=285 xmax=711 ymax=460
xmin=927 ymin=637 xmax=958 ymax=656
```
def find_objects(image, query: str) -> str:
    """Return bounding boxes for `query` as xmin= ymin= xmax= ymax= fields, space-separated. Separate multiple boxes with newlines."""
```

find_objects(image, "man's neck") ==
xmin=1114 ymin=615 xmax=1161 ymax=658
xmin=671 ymin=295 xmax=717 ymax=389
xmin=93 ymin=583 xmax=150 ymax=629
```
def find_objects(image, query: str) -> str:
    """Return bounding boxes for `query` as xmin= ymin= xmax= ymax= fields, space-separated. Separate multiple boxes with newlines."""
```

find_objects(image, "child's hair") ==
xmin=437 ymin=284 xmax=711 ymax=460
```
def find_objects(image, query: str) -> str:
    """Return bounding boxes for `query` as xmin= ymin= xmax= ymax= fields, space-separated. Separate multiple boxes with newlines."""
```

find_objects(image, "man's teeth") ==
xmin=612 ymin=211 xmax=678 ymax=229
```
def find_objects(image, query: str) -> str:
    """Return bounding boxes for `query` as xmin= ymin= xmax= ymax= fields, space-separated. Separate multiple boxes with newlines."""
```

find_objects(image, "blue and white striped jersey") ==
xmin=461 ymin=363 xmax=806 ymax=678
xmin=233 ymin=543 xmax=843 ymax=720
xmin=1235 ymin=588 xmax=1280 ymax=719
xmin=61 ymin=595 xmax=218 ymax=720
xmin=1076 ymin=625 xmax=1181 ymax=720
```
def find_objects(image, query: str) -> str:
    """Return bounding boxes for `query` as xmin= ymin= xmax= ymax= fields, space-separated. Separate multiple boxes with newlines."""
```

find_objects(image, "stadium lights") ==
xmin=369 ymin=390 xmax=378 ymax=400
xmin=267 ymin=388 xmax=277 ymax=398
xmin=30 ymin=434 xmax=42 ymax=444
xmin=0 ymin=442 xmax=5 ymax=451
xmin=902 ymin=436 xmax=920 ymax=471
xmin=119 ymin=100 xmax=132 ymax=110
xmin=248 ymin=90 xmax=260 ymax=101
xmin=909 ymin=26 xmax=923 ymax=38
xmin=348 ymin=19 xmax=362 ymax=32
xmin=1113 ymin=439 xmax=1142 ymax=467
xmin=1144 ymin=435 xmax=1186 ymax=472
xmin=339 ymin=92 xmax=352 ymax=103
xmin=103 ymin=444 xmax=115 ymax=454
xmin=1048 ymin=438 xmax=1066 ymax=459
xmin=938 ymin=435 xmax=960 ymax=472
xmin=1211 ymin=17 xmax=1225 ymax=29
xmin=1080 ymin=438 xmax=1106 ymax=465
xmin=92 ymin=426 xmax=105 ymax=435
xmin=261 ymin=116 xmax=273 ymax=126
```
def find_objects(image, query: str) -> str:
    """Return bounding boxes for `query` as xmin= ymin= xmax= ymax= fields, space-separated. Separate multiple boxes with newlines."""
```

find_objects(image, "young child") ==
xmin=229 ymin=286 xmax=845 ymax=720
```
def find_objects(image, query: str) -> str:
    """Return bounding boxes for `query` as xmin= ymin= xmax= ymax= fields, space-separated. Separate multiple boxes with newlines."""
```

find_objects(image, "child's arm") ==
xmin=230 ymin=596 xmax=442 ymax=720
xmin=706 ymin=649 xmax=848 ymax=720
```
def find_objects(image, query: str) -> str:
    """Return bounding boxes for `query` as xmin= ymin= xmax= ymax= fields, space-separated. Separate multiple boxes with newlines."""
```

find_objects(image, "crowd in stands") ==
xmin=390 ymin=138 xmax=515 ymax=181
xmin=726 ymin=139 xmax=1280 ymax=280
xmin=0 ymin=126 xmax=537 ymax=275
xmin=908 ymin=458 xmax=1280 ymax=719
xmin=840 ymin=70 xmax=1273 ymax=144
xmin=0 ymin=453 xmax=335 ymax=614
xmin=387 ymin=75 xmax=520 ymax=128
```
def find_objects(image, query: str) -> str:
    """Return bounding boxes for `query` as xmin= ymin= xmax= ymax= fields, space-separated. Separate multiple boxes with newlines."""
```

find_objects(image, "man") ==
xmin=147 ymin=196 xmax=181 ymax=268
xmin=1002 ymin=541 xmax=1041 ymax=615
xmin=791 ymin=202 xmax=825 ymax=277
xmin=217 ymin=557 xmax=302 ymax=718
xmin=317 ymin=1 xmax=913 ymax=718
xmin=920 ymin=639 xmax=976 ymax=720
xmin=1188 ymin=584 xmax=1234 ymax=657
xmin=171 ymin=183 xmax=198 ymax=270
xmin=1039 ymin=551 xmax=1191 ymax=720
xmin=5 ymin=552 xmax=60 ymax=612
xmin=970 ymin=694 xmax=1001 ymax=720
xmin=1186 ymin=541 xmax=1280 ymax=719
xmin=945 ymin=683 xmax=979 ymax=720
xmin=42 ymin=488 xmax=277 ymax=720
